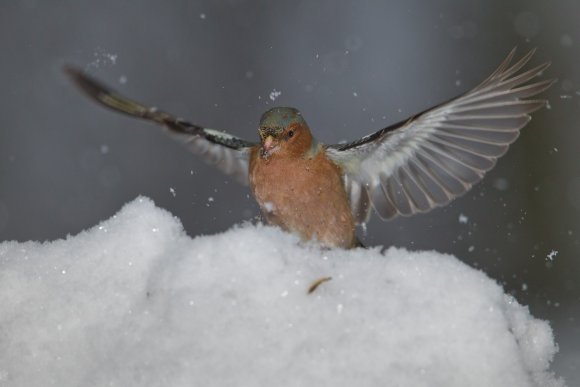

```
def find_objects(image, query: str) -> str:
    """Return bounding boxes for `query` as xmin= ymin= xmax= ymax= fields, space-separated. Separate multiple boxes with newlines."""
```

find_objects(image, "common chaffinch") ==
xmin=66 ymin=49 xmax=552 ymax=249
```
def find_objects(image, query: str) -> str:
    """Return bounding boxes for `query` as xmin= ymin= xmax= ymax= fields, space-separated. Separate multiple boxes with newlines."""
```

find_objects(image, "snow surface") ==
xmin=0 ymin=197 xmax=564 ymax=387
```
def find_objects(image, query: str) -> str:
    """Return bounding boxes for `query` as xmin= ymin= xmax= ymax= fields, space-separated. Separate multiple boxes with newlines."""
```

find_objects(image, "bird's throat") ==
xmin=260 ymin=145 xmax=280 ymax=160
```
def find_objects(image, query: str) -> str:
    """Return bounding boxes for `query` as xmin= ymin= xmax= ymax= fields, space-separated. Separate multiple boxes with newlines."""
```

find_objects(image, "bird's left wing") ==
xmin=326 ymin=49 xmax=554 ymax=224
xmin=65 ymin=67 xmax=257 ymax=185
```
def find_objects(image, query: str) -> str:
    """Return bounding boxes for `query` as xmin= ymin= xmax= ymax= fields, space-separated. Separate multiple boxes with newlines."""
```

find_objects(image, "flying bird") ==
xmin=65 ymin=49 xmax=553 ymax=249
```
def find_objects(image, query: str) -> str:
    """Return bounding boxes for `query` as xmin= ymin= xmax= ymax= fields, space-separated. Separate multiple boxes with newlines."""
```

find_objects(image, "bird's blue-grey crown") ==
xmin=259 ymin=107 xmax=306 ymax=138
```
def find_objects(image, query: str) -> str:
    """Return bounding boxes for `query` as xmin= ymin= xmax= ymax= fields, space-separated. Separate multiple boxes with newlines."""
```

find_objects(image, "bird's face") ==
xmin=258 ymin=107 xmax=313 ymax=159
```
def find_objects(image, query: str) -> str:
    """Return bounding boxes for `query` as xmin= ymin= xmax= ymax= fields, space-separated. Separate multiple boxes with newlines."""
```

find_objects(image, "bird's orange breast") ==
xmin=249 ymin=148 xmax=356 ymax=249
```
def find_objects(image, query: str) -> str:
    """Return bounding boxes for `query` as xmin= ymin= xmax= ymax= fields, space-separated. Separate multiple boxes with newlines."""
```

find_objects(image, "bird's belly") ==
xmin=249 ymin=154 xmax=356 ymax=249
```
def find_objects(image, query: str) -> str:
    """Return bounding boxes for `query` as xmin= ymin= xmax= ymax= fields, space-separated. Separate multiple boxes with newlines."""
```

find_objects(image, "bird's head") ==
xmin=258 ymin=107 xmax=314 ymax=158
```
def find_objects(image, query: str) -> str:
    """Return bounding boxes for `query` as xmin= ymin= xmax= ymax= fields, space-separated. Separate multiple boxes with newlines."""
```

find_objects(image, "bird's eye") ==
xmin=287 ymin=130 xmax=294 ymax=138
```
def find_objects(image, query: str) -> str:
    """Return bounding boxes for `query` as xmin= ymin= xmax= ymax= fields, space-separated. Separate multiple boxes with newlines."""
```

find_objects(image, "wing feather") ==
xmin=65 ymin=66 xmax=256 ymax=185
xmin=327 ymin=49 xmax=553 ymax=222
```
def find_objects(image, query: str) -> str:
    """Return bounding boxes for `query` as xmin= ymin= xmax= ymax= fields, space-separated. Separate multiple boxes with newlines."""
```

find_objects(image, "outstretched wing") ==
xmin=65 ymin=67 xmax=257 ymax=185
xmin=326 ymin=49 xmax=554 ymax=224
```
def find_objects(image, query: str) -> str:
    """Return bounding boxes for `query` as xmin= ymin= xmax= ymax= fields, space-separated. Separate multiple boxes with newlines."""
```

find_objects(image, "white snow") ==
xmin=263 ymin=201 xmax=276 ymax=213
xmin=0 ymin=197 xmax=564 ymax=387
xmin=88 ymin=49 xmax=118 ymax=69
xmin=269 ymin=89 xmax=282 ymax=101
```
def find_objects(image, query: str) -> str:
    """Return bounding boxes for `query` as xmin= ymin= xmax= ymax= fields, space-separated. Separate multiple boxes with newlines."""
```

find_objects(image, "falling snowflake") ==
xmin=458 ymin=213 xmax=469 ymax=224
xmin=546 ymin=250 xmax=558 ymax=261
xmin=103 ymin=52 xmax=117 ymax=65
xmin=269 ymin=89 xmax=282 ymax=101
xmin=87 ymin=49 xmax=119 ymax=69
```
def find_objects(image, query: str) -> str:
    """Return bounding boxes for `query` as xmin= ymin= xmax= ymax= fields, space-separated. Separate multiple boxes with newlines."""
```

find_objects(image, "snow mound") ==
xmin=0 ymin=197 xmax=564 ymax=387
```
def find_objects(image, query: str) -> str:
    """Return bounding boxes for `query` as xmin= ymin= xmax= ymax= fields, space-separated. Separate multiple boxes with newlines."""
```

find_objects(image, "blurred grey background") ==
xmin=0 ymin=0 xmax=578 ymax=383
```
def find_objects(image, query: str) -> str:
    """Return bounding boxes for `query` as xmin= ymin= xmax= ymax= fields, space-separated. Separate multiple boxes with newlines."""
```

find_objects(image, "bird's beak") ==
xmin=263 ymin=135 xmax=278 ymax=152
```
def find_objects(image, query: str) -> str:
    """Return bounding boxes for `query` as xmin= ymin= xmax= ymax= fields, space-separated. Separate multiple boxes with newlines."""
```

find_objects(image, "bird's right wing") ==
xmin=326 ymin=49 xmax=554 ymax=224
xmin=65 ymin=67 xmax=257 ymax=185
